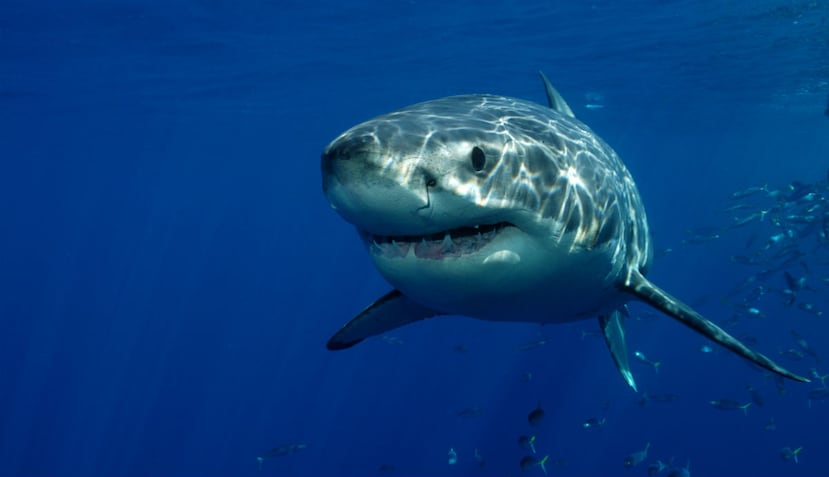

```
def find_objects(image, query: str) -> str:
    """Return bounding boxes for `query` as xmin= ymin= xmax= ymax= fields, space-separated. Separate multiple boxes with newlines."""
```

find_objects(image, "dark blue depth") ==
xmin=1 ymin=1 xmax=828 ymax=476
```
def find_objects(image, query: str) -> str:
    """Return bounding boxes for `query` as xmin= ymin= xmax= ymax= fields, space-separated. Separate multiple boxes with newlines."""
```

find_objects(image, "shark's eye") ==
xmin=471 ymin=146 xmax=486 ymax=172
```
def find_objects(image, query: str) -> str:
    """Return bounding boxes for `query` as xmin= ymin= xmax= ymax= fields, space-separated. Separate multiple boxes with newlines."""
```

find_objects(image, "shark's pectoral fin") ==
xmin=622 ymin=269 xmax=809 ymax=383
xmin=327 ymin=290 xmax=443 ymax=350
xmin=599 ymin=310 xmax=637 ymax=392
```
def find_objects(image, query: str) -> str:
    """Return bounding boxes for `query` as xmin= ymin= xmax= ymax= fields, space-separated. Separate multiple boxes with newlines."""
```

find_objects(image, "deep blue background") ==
xmin=1 ymin=1 xmax=828 ymax=476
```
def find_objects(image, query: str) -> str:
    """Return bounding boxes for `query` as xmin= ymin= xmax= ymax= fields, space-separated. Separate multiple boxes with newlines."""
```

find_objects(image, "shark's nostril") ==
xmin=324 ymin=134 xmax=376 ymax=162
xmin=321 ymin=134 xmax=378 ymax=190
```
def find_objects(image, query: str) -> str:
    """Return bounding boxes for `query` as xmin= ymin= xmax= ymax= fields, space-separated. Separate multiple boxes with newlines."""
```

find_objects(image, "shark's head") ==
xmin=322 ymin=94 xmax=649 ymax=317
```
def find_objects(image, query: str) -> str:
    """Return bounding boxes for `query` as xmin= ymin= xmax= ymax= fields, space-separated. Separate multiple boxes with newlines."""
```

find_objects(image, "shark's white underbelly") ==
xmin=370 ymin=234 xmax=625 ymax=323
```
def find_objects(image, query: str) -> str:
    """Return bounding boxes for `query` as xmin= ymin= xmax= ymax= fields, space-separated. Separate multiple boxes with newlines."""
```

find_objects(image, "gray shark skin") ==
xmin=320 ymin=72 xmax=808 ymax=389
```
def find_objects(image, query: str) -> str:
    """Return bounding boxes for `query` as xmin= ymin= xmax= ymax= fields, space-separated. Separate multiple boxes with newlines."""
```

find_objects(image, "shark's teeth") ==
xmin=389 ymin=240 xmax=410 ymax=258
xmin=364 ymin=222 xmax=513 ymax=260
xmin=440 ymin=234 xmax=455 ymax=253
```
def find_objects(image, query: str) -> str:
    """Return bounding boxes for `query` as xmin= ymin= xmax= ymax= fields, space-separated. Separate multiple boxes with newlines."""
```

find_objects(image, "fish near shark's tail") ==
xmin=622 ymin=269 xmax=810 ymax=384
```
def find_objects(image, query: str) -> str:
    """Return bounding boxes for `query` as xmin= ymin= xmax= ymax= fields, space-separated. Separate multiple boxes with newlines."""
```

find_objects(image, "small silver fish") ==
xmin=623 ymin=442 xmax=650 ymax=468
xmin=517 ymin=435 xmax=537 ymax=454
xmin=780 ymin=348 xmax=805 ymax=361
xmin=381 ymin=335 xmax=404 ymax=345
xmin=257 ymin=443 xmax=307 ymax=469
xmin=582 ymin=417 xmax=606 ymax=430
xmin=634 ymin=351 xmax=661 ymax=373
xmin=528 ymin=401 xmax=545 ymax=426
xmin=709 ymin=399 xmax=751 ymax=415
xmin=746 ymin=385 xmax=764 ymax=407
xmin=520 ymin=455 xmax=549 ymax=475
xmin=647 ymin=460 xmax=668 ymax=476
xmin=780 ymin=446 xmax=803 ymax=464
xmin=517 ymin=338 xmax=549 ymax=351
xmin=796 ymin=302 xmax=823 ymax=317
xmin=791 ymin=330 xmax=818 ymax=360
xmin=730 ymin=185 xmax=768 ymax=200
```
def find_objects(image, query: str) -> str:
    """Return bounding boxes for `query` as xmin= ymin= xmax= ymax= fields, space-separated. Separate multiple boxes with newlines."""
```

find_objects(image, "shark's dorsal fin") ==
xmin=539 ymin=71 xmax=575 ymax=118
xmin=622 ymin=269 xmax=809 ymax=383
xmin=327 ymin=290 xmax=443 ymax=350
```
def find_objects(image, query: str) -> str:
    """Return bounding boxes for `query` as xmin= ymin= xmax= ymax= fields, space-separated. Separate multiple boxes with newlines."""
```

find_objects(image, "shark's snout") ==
xmin=321 ymin=133 xmax=437 ymax=235
xmin=321 ymin=134 xmax=378 ymax=193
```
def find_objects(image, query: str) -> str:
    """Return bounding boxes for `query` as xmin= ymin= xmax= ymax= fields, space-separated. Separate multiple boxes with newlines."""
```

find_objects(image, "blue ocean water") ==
xmin=1 ymin=1 xmax=829 ymax=476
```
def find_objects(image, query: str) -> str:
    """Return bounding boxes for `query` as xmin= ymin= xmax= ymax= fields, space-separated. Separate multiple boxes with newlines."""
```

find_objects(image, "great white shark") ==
xmin=320 ymin=72 xmax=808 ymax=390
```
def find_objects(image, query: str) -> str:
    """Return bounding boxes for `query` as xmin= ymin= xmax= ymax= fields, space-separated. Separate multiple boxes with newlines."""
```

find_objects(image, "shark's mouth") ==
xmin=362 ymin=222 xmax=513 ymax=260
